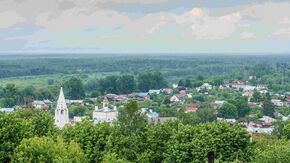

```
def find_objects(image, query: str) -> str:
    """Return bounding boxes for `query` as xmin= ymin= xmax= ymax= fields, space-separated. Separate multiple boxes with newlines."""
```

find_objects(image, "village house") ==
xmin=66 ymin=99 xmax=84 ymax=106
xmin=210 ymin=100 xmax=225 ymax=109
xmin=33 ymin=100 xmax=47 ymax=109
xmin=243 ymin=90 xmax=254 ymax=102
xmin=247 ymin=102 xmax=261 ymax=108
xmin=249 ymin=76 xmax=256 ymax=80
xmin=115 ymin=95 xmax=128 ymax=102
xmin=246 ymin=122 xmax=274 ymax=134
xmin=161 ymin=88 xmax=173 ymax=94
xmin=197 ymin=83 xmax=212 ymax=91
xmin=187 ymin=93 xmax=193 ymax=98
xmin=177 ymin=86 xmax=187 ymax=91
xmin=259 ymin=116 xmax=276 ymax=126
xmin=106 ymin=94 xmax=118 ymax=101
xmin=271 ymin=99 xmax=284 ymax=106
xmin=33 ymin=100 xmax=52 ymax=109
xmin=170 ymin=94 xmax=186 ymax=103
xmin=185 ymin=103 xmax=199 ymax=113
xmin=73 ymin=116 xmax=88 ymax=124
xmin=230 ymin=80 xmax=246 ymax=88
xmin=157 ymin=117 xmax=178 ymax=124
xmin=283 ymin=96 xmax=290 ymax=106
xmin=172 ymin=83 xmax=178 ymax=89
xmin=146 ymin=109 xmax=159 ymax=124
xmin=0 ymin=108 xmax=15 ymax=113
xmin=136 ymin=92 xmax=150 ymax=101
xmin=149 ymin=89 xmax=161 ymax=95
xmin=217 ymin=118 xmax=237 ymax=124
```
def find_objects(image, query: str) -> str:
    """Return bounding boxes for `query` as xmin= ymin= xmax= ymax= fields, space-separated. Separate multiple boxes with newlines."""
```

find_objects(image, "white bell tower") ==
xmin=55 ymin=87 xmax=69 ymax=128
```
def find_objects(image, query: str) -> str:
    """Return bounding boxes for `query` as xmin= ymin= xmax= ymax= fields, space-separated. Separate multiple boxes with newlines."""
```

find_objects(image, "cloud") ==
xmin=240 ymin=31 xmax=256 ymax=39
xmin=0 ymin=11 xmax=26 ymax=28
xmin=35 ymin=7 xmax=131 ymax=32
xmin=0 ymin=0 xmax=290 ymax=52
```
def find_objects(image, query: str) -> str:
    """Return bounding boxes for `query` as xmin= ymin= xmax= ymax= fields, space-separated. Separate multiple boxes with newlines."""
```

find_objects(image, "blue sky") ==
xmin=0 ymin=0 xmax=290 ymax=54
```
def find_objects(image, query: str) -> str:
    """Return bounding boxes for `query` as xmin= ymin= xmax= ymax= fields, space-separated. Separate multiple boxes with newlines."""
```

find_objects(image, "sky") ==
xmin=0 ymin=0 xmax=290 ymax=54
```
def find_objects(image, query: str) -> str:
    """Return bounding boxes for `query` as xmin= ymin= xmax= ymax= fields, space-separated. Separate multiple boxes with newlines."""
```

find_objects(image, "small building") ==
xmin=187 ymin=94 xmax=193 ymax=98
xmin=283 ymin=96 xmax=290 ymax=105
xmin=248 ymin=102 xmax=261 ymax=108
xmin=271 ymin=99 xmax=284 ymax=106
xmin=146 ymin=110 xmax=159 ymax=124
xmin=217 ymin=117 xmax=237 ymax=124
xmin=200 ymin=83 xmax=213 ymax=90
xmin=249 ymin=76 xmax=256 ymax=80
xmin=172 ymin=83 xmax=178 ymax=89
xmin=0 ymin=108 xmax=15 ymax=113
xmin=177 ymin=86 xmax=187 ymax=91
xmin=93 ymin=97 xmax=118 ymax=123
xmin=33 ymin=100 xmax=49 ymax=109
xmin=106 ymin=94 xmax=118 ymax=100
xmin=259 ymin=116 xmax=276 ymax=126
xmin=136 ymin=92 xmax=150 ymax=101
xmin=157 ymin=117 xmax=178 ymax=124
xmin=66 ymin=100 xmax=84 ymax=106
xmin=243 ymin=90 xmax=254 ymax=102
xmin=73 ymin=116 xmax=88 ymax=124
xmin=149 ymin=90 xmax=161 ymax=95
xmin=161 ymin=88 xmax=173 ymax=94
xmin=210 ymin=100 xmax=225 ymax=109
xmin=170 ymin=94 xmax=186 ymax=103
xmin=115 ymin=95 xmax=128 ymax=102
xmin=247 ymin=126 xmax=274 ymax=134
xmin=185 ymin=103 xmax=199 ymax=113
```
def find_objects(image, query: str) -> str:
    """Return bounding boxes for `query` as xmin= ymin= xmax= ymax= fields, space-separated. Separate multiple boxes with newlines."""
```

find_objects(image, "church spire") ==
xmin=55 ymin=87 xmax=69 ymax=128
xmin=56 ymin=87 xmax=67 ymax=110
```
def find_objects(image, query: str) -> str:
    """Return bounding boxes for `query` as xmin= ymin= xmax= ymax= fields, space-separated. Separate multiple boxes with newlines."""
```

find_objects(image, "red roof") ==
xmin=185 ymin=103 xmax=199 ymax=113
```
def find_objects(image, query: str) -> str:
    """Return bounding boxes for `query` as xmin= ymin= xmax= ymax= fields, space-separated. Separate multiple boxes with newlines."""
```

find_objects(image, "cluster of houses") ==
xmin=1 ymin=79 xmax=290 ymax=136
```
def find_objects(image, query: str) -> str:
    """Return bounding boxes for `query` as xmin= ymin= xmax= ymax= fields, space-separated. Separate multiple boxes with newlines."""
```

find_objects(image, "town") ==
xmin=2 ymin=77 xmax=290 ymax=135
xmin=1 ymin=0 xmax=290 ymax=161
xmin=0 ymin=55 xmax=290 ymax=162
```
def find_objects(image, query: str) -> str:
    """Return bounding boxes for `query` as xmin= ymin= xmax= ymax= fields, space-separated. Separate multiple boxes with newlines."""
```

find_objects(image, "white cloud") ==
xmin=0 ymin=11 xmax=26 ymax=28
xmin=1 ymin=0 xmax=290 ymax=52
xmin=35 ymin=7 xmax=131 ymax=32
xmin=240 ymin=31 xmax=256 ymax=39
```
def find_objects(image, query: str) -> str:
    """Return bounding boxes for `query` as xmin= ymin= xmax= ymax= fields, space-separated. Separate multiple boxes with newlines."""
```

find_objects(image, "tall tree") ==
xmin=165 ymin=123 xmax=253 ymax=162
xmin=218 ymin=102 xmax=238 ymax=119
xmin=117 ymin=74 xmax=136 ymax=94
xmin=62 ymin=120 xmax=111 ymax=163
xmin=0 ymin=113 xmax=32 ymax=162
xmin=116 ymin=100 xmax=147 ymax=135
xmin=262 ymin=93 xmax=275 ymax=117
xmin=229 ymin=96 xmax=251 ymax=118
xmin=64 ymin=77 xmax=85 ymax=99
xmin=12 ymin=137 xmax=87 ymax=163
xmin=0 ymin=84 xmax=19 ymax=107
xmin=137 ymin=72 xmax=167 ymax=92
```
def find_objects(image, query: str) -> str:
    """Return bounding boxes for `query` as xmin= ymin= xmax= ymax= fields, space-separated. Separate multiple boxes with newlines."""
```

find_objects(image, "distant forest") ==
xmin=0 ymin=54 xmax=289 ymax=79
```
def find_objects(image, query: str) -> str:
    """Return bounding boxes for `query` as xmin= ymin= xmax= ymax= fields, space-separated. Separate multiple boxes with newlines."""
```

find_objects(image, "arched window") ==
xmin=61 ymin=109 xmax=64 ymax=114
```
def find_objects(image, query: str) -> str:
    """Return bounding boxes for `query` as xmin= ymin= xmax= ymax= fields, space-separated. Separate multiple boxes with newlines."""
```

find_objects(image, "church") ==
xmin=93 ymin=96 xmax=118 ymax=123
xmin=55 ymin=87 xmax=69 ymax=128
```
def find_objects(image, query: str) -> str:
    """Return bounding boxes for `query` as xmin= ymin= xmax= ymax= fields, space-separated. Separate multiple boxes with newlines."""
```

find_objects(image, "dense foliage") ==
xmin=0 ymin=101 xmax=258 ymax=163
xmin=12 ymin=137 xmax=87 ymax=163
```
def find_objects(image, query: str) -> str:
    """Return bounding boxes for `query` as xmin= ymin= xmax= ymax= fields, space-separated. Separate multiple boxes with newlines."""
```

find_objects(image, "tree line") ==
xmin=0 ymin=72 xmax=168 ymax=107
xmin=1 ymin=100 xmax=290 ymax=162
xmin=1 ymin=101 xmax=253 ymax=162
